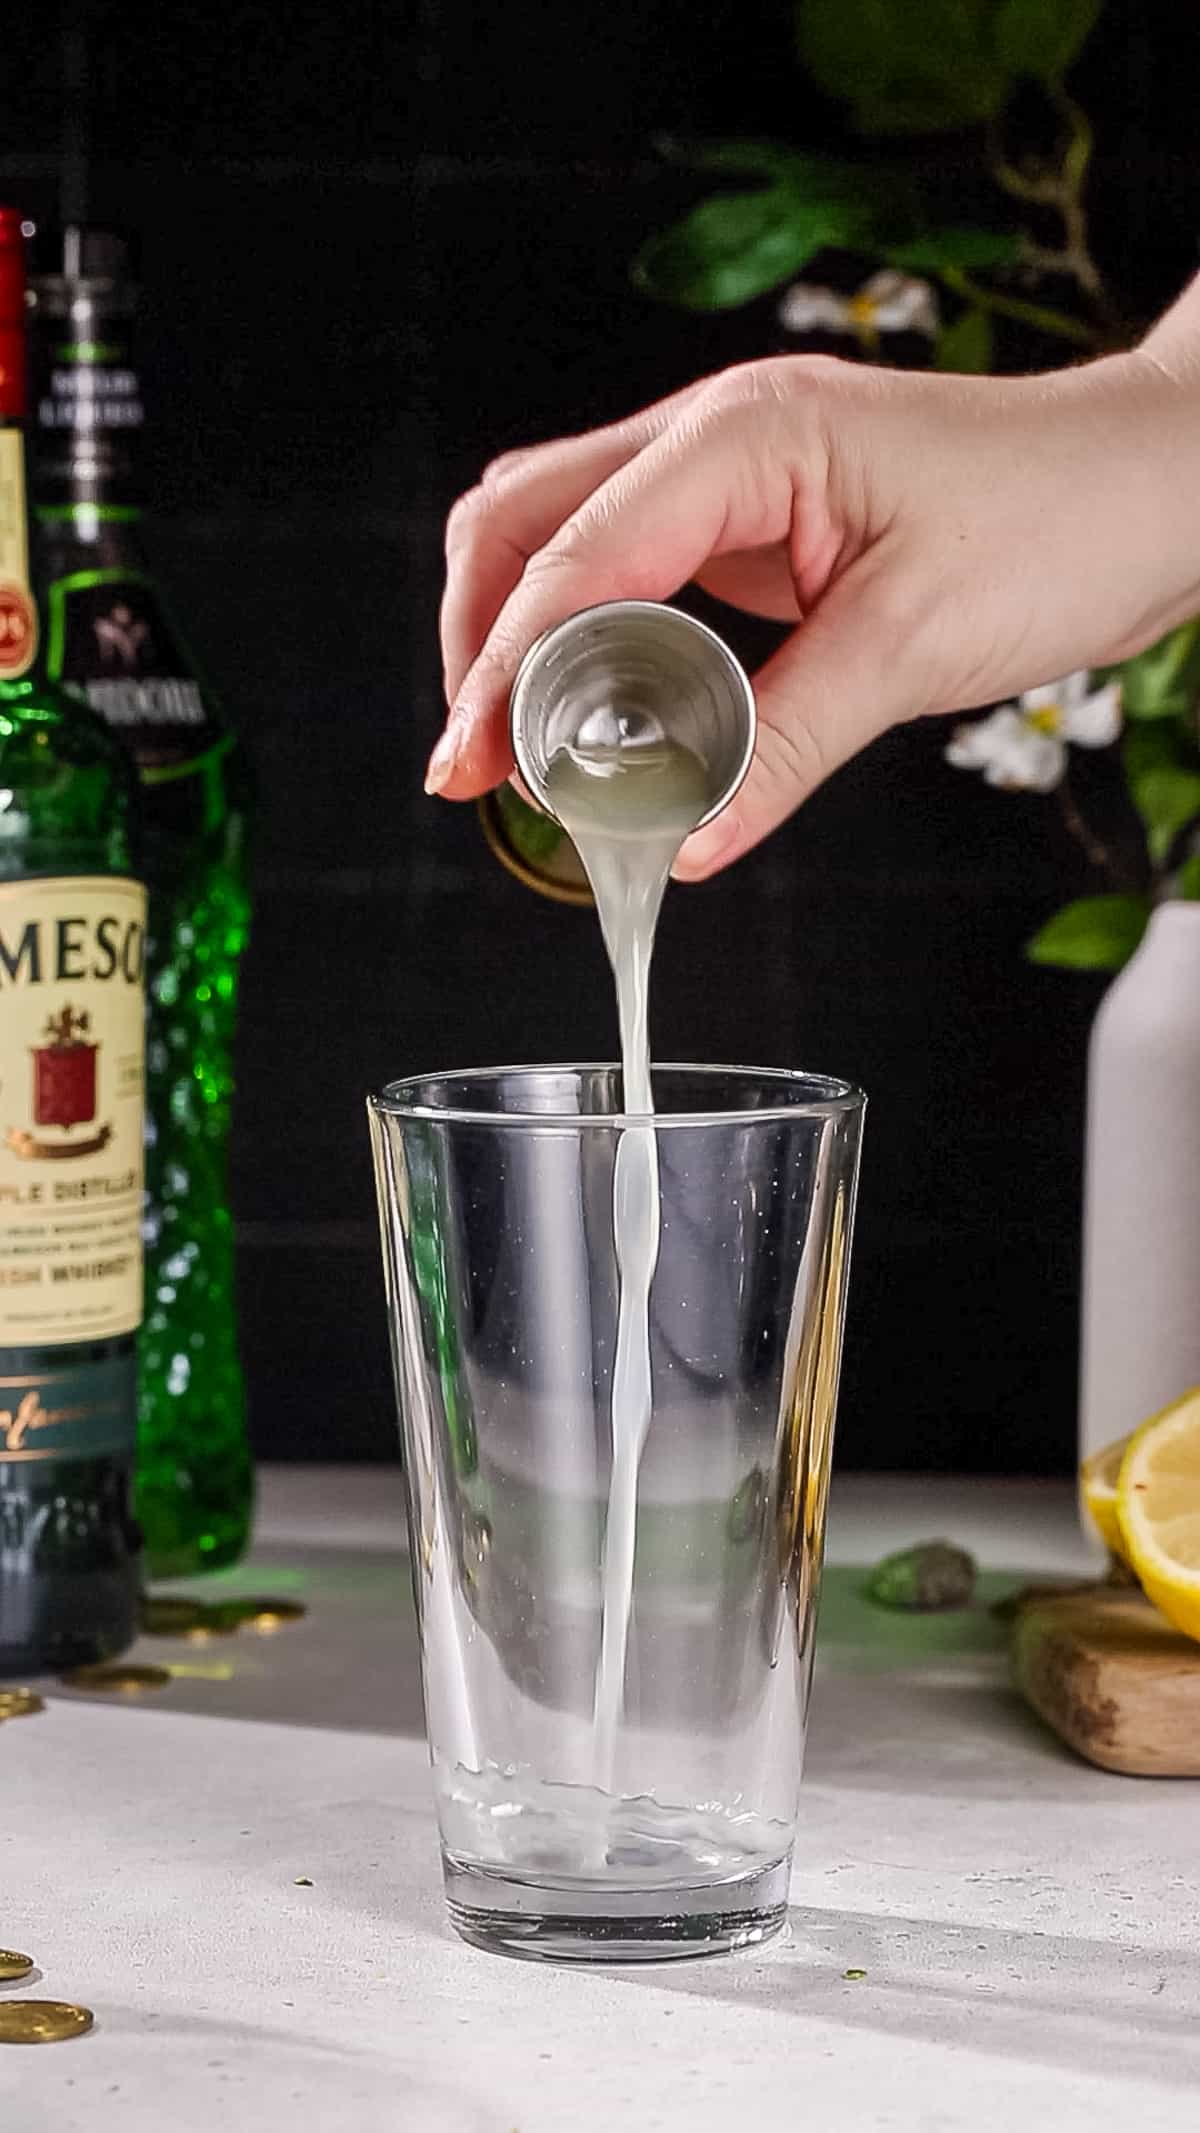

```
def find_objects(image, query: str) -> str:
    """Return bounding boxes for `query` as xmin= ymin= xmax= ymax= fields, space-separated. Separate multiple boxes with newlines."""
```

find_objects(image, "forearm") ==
xmin=1065 ymin=290 xmax=1200 ymax=663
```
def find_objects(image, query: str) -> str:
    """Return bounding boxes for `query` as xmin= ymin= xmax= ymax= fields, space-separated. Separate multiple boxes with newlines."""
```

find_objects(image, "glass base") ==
xmin=443 ymin=1853 xmax=789 ymax=1964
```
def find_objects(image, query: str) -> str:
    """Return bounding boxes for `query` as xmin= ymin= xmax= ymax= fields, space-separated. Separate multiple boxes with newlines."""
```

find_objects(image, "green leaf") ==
xmin=1122 ymin=722 xmax=1179 ymax=778
xmin=885 ymin=225 xmax=1019 ymax=270
xmin=796 ymin=0 xmax=1011 ymax=135
xmin=638 ymin=140 xmax=1017 ymax=315
xmin=1123 ymin=722 xmax=1200 ymax=862
xmin=1174 ymin=853 xmax=1200 ymax=900
xmin=1026 ymin=895 xmax=1150 ymax=971
xmin=935 ymin=307 xmax=994 ymax=372
xmin=655 ymin=138 xmax=854 ymax=187
xmin=867 ymin=1541 xmax=977 ymax=1611
xmin=993 ymin=0 xmax=1103 ymax=84
xmin=632 ymin=183 xmax=869 ymax=311
xmin=1132 ymin=769 xmax=1200 ymax=864
xmin=1115 ymin=619 xmax=1200 ymax=721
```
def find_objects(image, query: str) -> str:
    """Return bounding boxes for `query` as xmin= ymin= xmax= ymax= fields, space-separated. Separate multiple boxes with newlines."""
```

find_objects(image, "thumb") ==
xmin=672 ymin=570 xmax=916 ymax=880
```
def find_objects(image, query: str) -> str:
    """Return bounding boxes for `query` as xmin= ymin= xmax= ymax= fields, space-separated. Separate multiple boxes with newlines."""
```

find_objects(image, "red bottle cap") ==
xmin=0 ymin=205 xmax=31 ymax=419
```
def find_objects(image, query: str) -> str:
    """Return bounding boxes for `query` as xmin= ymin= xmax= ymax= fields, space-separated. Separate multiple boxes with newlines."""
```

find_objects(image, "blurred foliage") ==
xmin=633 ymin=140 xmax=1017 ymax=315
xmin=634 ymin=0 xmax=1115 ymax=366
xmin=796 ymin=0 xmax=1102 ymax=136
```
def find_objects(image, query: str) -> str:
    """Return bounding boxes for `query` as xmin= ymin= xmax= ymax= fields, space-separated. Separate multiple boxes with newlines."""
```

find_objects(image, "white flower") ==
xmin=777 ymin=268 xmax=939 ymax=345
xmin=945 ymin=672 xmax=1122 ymax=793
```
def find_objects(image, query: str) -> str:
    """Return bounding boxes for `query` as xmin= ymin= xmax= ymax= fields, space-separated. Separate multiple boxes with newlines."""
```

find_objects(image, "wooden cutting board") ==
xmin=1010 ymin=1582 xmax=1200 ymax=1776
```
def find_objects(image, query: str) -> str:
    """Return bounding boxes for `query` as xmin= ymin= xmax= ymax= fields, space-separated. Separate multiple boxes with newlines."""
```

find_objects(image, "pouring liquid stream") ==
xmin=543 ymin=708 xmax=711 ymax=1803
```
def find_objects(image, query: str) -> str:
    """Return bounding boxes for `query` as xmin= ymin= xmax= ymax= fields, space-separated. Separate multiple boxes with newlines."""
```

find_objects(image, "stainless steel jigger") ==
xmin=510 ymin=600 xmax=757 ymax=828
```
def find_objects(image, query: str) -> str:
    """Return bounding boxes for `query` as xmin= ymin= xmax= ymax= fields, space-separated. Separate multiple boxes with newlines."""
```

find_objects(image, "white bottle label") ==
xmin=0 ymin=875 xmax=146 ymax=1345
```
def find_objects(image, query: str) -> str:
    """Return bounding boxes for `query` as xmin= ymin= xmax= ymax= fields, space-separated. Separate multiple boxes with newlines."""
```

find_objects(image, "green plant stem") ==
xmin=1018 ymin=239 xmax=1101 ymax=292
xmin=1058 ymin=89 xmax=1093 ymax=194
xmin=939 ymin=266 xmax=1099 ymax=349
xmin=1054 ymin=97 xmax=1106 ymax=310
xmin=987 ymin=88 xmax=1121 ymax=337
xmin=1056 ymin=774 xmax=1119 ymax=883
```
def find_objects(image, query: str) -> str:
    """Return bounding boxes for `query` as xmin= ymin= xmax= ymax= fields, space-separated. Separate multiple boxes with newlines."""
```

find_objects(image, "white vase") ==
xmin=1079 ymin=903 xmax=1200 ymax=1470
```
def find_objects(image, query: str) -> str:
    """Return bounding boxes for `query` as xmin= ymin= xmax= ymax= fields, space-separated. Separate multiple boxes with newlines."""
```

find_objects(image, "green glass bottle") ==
xmin=478 ymin=783 xmax=592 ymax=906
xmin=1 ymin=206 xmax=144 ymax=1672
xmin=30 ymin=227 xmax=253 ymax=1576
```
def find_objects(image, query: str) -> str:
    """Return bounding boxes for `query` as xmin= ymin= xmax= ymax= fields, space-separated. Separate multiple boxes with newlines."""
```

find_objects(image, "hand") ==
xmin=431 ymin=340 xmax=1200 ymax=878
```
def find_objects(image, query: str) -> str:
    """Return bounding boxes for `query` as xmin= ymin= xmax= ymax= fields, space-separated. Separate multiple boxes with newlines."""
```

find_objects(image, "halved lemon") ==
xmin=1116 ymin=1387 xmax=1200 ymax=1642
xmin=1081 ymin=1433 xmax=1131 ymax=1562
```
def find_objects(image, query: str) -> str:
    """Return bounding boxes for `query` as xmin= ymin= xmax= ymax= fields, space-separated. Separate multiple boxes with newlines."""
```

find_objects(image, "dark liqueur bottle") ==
xmin=0 ymin=206 xmax=144 ymax=1673
xmin=31 ymin=227 xmax=253 ymax=1575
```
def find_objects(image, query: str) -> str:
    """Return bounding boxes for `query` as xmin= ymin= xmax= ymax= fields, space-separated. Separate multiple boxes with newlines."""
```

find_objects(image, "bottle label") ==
xmin=0 ymin=429 xmax=38 ymax=677
xmin=45 ymin=569 xmax=221 ymax=772
xmin=1 ymin=1352 xmax=135 ymax=1461
xmin=37 ymin=351 xmax=144 ymax=437
xmin=0 ymin=876 xmax=146 ymax=1346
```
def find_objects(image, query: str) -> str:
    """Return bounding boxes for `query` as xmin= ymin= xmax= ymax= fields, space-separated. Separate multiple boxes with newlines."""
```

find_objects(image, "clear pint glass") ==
xmin=369 ymin=1064 xmax=864 ymax=1961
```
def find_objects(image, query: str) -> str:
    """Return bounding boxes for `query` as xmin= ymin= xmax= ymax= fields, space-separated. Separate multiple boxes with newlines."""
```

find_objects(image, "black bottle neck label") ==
xmin=45 ymin=567 xmax=224 ymax=775
xmin=32 ymin=305 xmax=143 ymax=512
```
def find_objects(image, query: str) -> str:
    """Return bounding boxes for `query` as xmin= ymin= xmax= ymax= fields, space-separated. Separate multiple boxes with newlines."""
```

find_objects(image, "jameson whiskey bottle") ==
xmin=31 ymin=227 xmax=253 ymax=1576
xmin=0 ymin=207 xmax=144 ymax=1672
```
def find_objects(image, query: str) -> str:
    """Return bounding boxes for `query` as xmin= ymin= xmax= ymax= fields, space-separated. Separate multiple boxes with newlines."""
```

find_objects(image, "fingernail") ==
xmin=671 ymin=810 xmax=739 ymax=881
xmin=424 ymin=726 xmax=461 ymax=796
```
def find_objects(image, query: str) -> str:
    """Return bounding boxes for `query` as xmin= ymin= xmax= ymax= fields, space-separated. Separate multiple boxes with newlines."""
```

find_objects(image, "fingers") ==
xmin=672 ymin=558 xmax=917 ymax=880
xmin=433 ymin=386 xmax=794 ymax=799
xmin=439 ymin=430 xmax=643 ymax=714
xmin=438 ymin=379 xmax=709 ymax=711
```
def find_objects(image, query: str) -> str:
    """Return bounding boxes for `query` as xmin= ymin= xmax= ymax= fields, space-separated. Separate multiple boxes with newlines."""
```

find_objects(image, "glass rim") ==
xmin=368 ymin=1060 xmax=866 ymax=1131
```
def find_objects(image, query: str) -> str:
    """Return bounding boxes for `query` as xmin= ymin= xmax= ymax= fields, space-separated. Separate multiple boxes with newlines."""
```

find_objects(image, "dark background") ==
xmin=3 ymin=1 xmax=1197 ymax=1473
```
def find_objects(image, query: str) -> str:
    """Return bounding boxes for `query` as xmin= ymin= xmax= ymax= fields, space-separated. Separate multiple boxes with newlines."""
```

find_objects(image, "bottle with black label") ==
xmin=1 ymin=206 xmax=144 ymax=1673
xmin=31 ymin=227 xmax=253 ymax=1576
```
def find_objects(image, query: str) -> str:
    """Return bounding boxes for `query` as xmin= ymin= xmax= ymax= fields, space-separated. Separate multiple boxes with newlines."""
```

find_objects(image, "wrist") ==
xmin=1070 ymin=346 xmax=1200 ymax=659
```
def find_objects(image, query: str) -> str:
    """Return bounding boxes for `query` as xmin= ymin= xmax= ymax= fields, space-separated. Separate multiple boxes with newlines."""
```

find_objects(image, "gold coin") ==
xmin=206 ymin=1604 xmax=304 ymax=1629
xmin=233 ymin=1598 xmax=307 ymax=1631
xmin=0 ymin=2000 xmax=94 ymax=2044
xmin=0 ymin=1951 xmax=33 ymax=1981
xmin=141 ymin=1594 xmax=242 ymax=1640
xmin=183 ymin=1618 xmax=239 ymax=1643
xmin=61 ymin=1664 xmax=171 ymax=1694
xmin=0 ymin=1690 xmax=44 ymax=1721
xmin=195 ymin=1604 xmax=257 ymax=1629
xmin=139 ymin=1594 xmax=210 ymax=1636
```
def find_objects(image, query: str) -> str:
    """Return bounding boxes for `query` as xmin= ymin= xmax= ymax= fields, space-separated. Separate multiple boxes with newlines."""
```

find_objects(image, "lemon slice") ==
xmin=1116 ymin=1387 xmax=1200 ymax=1641
xmin=1081 ymin=1433 xmax=1131 ymax=1561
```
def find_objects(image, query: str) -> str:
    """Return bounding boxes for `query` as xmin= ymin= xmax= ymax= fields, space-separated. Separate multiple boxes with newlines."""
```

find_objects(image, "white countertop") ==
xmin=4 ymin=1467 xmax=1198 ymax=2133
